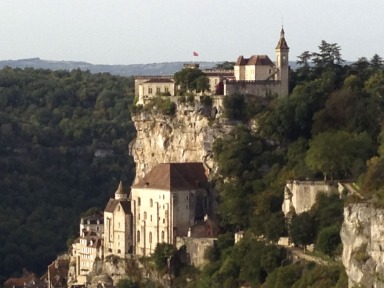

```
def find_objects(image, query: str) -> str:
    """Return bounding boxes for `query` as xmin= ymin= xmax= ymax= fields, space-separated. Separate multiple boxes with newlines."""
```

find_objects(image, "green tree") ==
xmin=174 ymin=68 xmax=209 ymax=94
xmin=315 ymin=225 xmax=341 ymax=256
xmin=289 ymin=212 xmax=316 ymax=250
xmin=152 ymin=243 xmax=175 ymax=271
xmin=305 ymin=130 xmax=373 ymax=180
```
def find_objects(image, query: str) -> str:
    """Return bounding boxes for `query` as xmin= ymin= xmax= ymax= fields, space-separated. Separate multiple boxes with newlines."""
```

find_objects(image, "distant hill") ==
xmin=0 ymin=58 xmax=301 ymax=76
xmin=0 ymin=58 xmax=221 ymax=76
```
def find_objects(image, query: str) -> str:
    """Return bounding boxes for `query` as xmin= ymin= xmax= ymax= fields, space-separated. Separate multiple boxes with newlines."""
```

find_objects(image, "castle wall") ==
xmin=282 ymin=180 xmax=338 ymax=216
xmin=224 ymin=80 xmax=285 ymax=97
xmin=176 ymin=237 xmax=216 ymax=268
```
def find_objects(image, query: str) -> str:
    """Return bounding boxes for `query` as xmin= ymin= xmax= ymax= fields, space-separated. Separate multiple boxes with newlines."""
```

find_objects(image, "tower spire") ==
xmin=276 ymin=27 xmax=289 ymax=50
xmin=115 ymin=180 xmax=127 ymax=200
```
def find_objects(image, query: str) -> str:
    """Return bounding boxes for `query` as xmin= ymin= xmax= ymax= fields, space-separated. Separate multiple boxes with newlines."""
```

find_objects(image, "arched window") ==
xmin=144 ymin=212 xmax=147 ymax=220
xmin=149 ymin=232 xmax=152 ymax=243
xmin=137 ymin=230 xmax=140 ymax=242
xmin=138 ymin=197 xmax=141 ymax=206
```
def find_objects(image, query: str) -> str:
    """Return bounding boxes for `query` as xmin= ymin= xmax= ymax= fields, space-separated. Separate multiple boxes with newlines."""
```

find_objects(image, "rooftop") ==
xmin=132 ymin=162 xmax=208 ymax=191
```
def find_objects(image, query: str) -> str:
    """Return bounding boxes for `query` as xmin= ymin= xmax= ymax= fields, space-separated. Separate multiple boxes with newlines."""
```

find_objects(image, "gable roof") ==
xmin=235 ymin=55 xmax=274 ymax=66
xmin=104 ymin=199 xmax=131 ymax=214
xmin=132 ymin=162 xmax=208 ymax=191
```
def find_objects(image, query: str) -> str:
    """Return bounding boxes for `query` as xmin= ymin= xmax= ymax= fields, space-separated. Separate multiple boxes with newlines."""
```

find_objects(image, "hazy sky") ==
xmin=1 ymin=0 xmax=383 ymax=65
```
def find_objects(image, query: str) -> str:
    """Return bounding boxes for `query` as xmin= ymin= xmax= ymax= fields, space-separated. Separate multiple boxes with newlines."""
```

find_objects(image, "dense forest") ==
xmin=0 ymin=68 xmax=136 ymax=282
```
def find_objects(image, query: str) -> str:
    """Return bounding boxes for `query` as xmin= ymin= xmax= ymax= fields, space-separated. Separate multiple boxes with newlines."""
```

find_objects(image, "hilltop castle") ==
xmin=134 ymin=28 xmax=289 ymax=105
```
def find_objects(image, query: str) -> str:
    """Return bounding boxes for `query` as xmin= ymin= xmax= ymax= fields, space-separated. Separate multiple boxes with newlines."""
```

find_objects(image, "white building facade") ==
xmin=131 ymin=162 xmax=208 ymax=256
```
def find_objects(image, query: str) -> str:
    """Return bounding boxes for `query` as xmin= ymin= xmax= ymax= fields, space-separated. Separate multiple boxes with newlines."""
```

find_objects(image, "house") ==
xmin=70 ymin=231 xmax=103 ymax=285
xmin=130 ymin=162 xmax=209 ymax=256
xmin=47 ymin=255 xmax=69 ymax=288
xmin=3 ymin=269 xmax=43 ymax=288
xmin=224 ymin=28 xmax=290 ymax=97
xmin=103 ymin=181 xmax=133 ymax=258
xmin=79 ymin=211 xmax=104 ymax=237
xmin=68 ymin=211 xmax=104 ymax=285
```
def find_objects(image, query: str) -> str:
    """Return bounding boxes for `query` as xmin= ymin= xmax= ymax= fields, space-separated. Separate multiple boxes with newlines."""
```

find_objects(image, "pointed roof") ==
xmin=276 ymin=27 xmax=289 ymax=50
xmin=132 ymin=162 xmax=208 ymax=191
xmin=115 ymin=180 xmax=125 ymax=195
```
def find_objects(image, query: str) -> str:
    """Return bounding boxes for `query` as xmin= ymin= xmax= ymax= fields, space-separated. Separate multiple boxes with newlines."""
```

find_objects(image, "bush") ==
xmin=315 ymin=225 xmax=341 ymax=256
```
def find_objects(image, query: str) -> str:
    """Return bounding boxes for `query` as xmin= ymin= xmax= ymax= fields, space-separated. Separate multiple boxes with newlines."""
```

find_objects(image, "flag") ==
xmin=193 ymin=51 xmax=199 ymax=57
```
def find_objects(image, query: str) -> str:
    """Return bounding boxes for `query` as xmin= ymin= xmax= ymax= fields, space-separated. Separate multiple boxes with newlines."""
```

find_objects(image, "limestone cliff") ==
xmin=341 ymin=202 xmax=384 ymax=288
xmin=130 ymin=101 xmax=234 ymax=183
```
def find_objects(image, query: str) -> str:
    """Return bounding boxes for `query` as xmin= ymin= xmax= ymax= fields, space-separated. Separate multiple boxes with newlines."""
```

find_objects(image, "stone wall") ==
xmin=341 ymin=202 xmax=384 ymax=288
xmin=282 ymin=180 xmax=339 ymax=216
xmin=224 ymin=80 xmax=285 ymax=97
xmin=176 ymin=237 xmax=216 ymax=268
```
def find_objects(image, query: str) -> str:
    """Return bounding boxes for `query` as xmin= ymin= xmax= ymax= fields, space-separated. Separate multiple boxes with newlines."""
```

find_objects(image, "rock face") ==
xmin=341 ymin=202 xmax=384 ymax=288
xmin=130 ymin=102 xmax=233 ymax=182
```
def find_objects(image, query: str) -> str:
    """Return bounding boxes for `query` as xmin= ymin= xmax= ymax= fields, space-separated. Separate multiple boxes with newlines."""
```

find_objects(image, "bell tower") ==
xmin=275 ymin=27 xmax=289 ymax=96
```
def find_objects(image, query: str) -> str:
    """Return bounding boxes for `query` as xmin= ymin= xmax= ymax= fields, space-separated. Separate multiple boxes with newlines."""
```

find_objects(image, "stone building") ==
xmin=224 ymin=28 xmax=290 ymax=97
xmin=69 ymin=212 xmax=103 ymax=285
xmin=134 ymin=68 xmax=233 ymax=105
xmin=130 ymin=162 xmax=209 ymax=256
xmin=103 ymin=182 xmax=133 ymax=257
xmin=79 ymin=212 xmax=104 ymax=236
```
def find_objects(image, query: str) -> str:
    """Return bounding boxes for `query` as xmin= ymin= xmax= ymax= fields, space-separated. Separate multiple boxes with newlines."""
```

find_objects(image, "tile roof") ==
xmin=132 ymin=162 xmax=208 ymax=190
xmin=236 ymin=55 xmax=274 ymax=66
xmin=104 ymin=199 xmax=131 ymax=214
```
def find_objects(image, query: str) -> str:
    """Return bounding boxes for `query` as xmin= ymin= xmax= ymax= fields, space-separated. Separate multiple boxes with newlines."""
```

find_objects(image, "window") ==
xmin=161 ymin=231 xmax=165 ymax=241
xmin=156 ymin=87 xmax=160 ymax=93
xmin=144 ymin=212 xmax=147 ymax=220
xmin=148 ymin=88 xmax=153 ymax=94
xmin=117 ymin=205 xmax=120 ymax=211
xmin=150 ymin=215 xmax=152 ymax=222
xmin=165 ymin=87 xmax=169 ymax=93
xmin=137 ymin=230 xmax=140 ymax=242
xmin=150 ymin=198 xmax=153 ymax=207
xmin=138 ymin=197 xmax=141 ymax=206
xmin=149 ymin=232 xmax=152 ymax=243
xmin=138 ymin=213 xmax=141 ymax=220
xmin=163 ymin=218 xmax=165 ymax=224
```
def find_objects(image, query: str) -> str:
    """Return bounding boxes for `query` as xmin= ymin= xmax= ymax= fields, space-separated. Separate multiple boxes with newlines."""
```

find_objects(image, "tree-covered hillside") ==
xmin=0 ymin=68 xmax=135 ymax=282
xmin=183 ymin=44 xmax=384 ymax=287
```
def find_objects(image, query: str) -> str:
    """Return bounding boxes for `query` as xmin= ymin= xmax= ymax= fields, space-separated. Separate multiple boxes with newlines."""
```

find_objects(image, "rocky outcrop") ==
xmin=341 ymin=202 xmax=384 ymax=288
xmin=130 ymin=102 xmax=234 ymax=182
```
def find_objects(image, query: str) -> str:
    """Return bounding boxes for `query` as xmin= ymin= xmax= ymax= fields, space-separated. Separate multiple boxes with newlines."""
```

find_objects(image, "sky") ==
xmin=1 ymin=0 xmax=383 ymax=65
